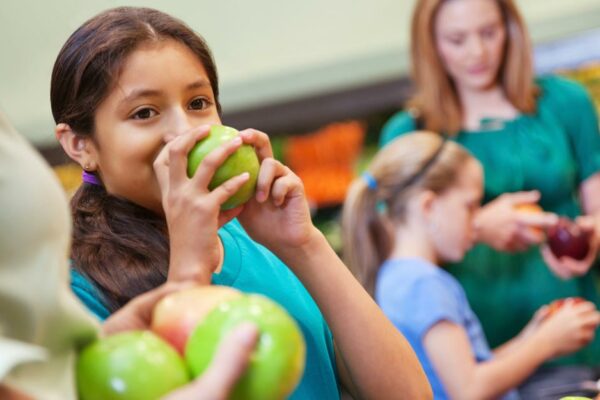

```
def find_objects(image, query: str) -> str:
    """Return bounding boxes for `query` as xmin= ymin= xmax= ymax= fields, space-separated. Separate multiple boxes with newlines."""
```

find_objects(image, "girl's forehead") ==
xmin=436 ymin=0 xmax=502 ymax=29
xmin=115 ymin=40 xmax=208 ymax=85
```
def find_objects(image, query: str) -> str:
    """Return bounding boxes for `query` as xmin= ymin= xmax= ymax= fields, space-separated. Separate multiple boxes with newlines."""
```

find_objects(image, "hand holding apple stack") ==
xmin=77 ymin=285 xmax=306 ymax=400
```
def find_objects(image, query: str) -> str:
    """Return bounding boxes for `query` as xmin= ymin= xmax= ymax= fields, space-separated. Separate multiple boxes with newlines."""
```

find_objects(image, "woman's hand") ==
xmin=236 ymin=129 xmax=316 ymax=252
xmin=162 ymin=323 xmax=259 ymax=400
xmin=541 ymin=215 xmax=598 ymax=279
xmin=474 ymin=191 xmax=557 ymax=252
xmin=153 ymin=125 xmax=251 ymax=283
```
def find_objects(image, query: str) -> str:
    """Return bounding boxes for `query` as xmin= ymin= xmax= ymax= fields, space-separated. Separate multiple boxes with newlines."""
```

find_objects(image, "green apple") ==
xmin=77 ymin=331 xmax=189 ymax=400
xmin=187 ymin=125 xmax=259 ymax=210
xmin=559 ymin=397 xmax=593 ymax=400
xmin=185 ymin=294 xmax=306 ymax=400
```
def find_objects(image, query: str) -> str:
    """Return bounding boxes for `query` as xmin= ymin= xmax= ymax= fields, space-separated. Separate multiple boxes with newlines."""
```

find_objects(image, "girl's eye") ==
xmin=189 ymin=97 xmax=211 ymax=110
xmin=447 ymin=36 xmax=465 ymax=46
xmin=132 ymin=108 xmax=157 ymax=120
xmin=481 ymin=28 xmax=497 ymax=39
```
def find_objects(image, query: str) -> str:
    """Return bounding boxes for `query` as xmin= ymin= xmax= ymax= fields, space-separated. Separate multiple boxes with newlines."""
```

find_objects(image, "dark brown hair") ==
xmin=409 ymin=0 xmax=537 ymax=135
xmin=50 ymin=7 xmax=220 ymax=311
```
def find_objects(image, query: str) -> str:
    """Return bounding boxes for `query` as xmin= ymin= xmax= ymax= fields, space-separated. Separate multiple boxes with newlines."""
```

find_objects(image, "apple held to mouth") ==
xmin=76 ymin=331 xmax=189 ymax=400
xmin=185 ymin=294 xmax=306 ymax=400
xmin=546 ymin=217 xmax=592 ymax=260
xmin=187 ymin=125 xmax=260 ymax=210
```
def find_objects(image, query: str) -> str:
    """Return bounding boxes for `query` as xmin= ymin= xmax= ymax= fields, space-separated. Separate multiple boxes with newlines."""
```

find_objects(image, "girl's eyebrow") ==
xmin=119 ymin=79 xmax=211 ymax=105
xmin=119 ymin=89 xmax=163 ymax=107
xmin=185 ymin=79 xmax=211 ymax=91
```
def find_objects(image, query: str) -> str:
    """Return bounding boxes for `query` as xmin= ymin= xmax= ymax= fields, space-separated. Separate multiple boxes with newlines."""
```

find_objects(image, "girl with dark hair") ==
xmin=0 ymin=108 xmax=258 ymax=400
xmin=52 ymin=7 xmax=430 ymax=399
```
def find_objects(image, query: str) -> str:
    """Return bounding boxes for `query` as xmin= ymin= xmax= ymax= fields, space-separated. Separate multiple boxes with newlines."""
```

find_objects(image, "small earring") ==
xmin=83 ymin=163 xmax=90 ymax=171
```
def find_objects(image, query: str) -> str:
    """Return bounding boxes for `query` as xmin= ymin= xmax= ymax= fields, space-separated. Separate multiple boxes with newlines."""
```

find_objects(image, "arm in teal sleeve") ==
xmin=540 ymin=76 xmax=600 ymax=183
xmin=70 ymin=269 xmax=111 ymax=321
xmin=379 ymin=111 xmax=418 ymax=148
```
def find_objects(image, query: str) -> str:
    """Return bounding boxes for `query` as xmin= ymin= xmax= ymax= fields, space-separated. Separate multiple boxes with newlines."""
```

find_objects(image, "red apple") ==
xmin=546 ymin=217 xmax=591 ymax=260
xmin=546 ymin=297 xmax=585 ymax=317
xmin=151 ymin=285 xmax=243 ymax=354
xmin=76 ymin=331 xmax=189 ymax=400
xmin=186 ymin=294 xmax=306 ymax=400
xmin=187 ymin=125 xmax=260 ymax=210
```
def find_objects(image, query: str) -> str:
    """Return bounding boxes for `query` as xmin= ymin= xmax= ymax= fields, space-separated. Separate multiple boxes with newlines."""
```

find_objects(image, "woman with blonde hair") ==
xmin=342 ymin=132 xmax=600 ymax=399
xmin=380 ymin=0 xmax=600 ymax=389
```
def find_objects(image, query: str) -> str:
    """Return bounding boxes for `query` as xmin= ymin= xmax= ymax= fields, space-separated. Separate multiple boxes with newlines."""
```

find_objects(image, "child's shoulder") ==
xmin=70 ymin=268 xmax=110 ymax=320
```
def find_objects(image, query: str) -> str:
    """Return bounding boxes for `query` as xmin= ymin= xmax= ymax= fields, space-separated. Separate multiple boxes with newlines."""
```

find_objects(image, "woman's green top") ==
xmin=380 ymin=75 xmax=600 ymax=366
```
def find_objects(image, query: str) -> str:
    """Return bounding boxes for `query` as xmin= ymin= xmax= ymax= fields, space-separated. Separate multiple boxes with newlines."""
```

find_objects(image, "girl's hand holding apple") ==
xmin=533 ymin=298 xmax=600 ymax=358
xmin=154 ymin=125 xmax=251 ymax=283
xmin=236 ymin=128 xmax=316 ymax=254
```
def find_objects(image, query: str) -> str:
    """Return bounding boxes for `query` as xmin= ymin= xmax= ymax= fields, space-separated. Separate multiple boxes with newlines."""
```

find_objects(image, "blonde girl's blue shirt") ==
xmin=376 ymin=257 xmax=520 ymax=400
xmin=71 ymin=219 xmax=340 ymax=399
xmin=379 ymin=76 xmax=600 ymax=366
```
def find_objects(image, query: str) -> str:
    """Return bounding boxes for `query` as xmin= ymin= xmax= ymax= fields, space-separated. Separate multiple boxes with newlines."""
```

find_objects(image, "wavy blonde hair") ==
xmin=342 ymin=132 xmax=474 ymax=294
xmin=409 ymin=0 xmax=538 ymax=135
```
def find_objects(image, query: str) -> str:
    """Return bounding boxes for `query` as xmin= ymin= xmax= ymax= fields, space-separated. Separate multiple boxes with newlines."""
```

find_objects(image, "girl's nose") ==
xmin=163 ymin=108 xmax=194 ymax=142
xmin=468 ymin=36 xmax=485 ymax=59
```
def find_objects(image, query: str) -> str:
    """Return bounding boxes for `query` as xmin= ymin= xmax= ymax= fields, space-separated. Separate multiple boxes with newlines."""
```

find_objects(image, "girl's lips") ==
xmin=467 ymin=65 xmax=490 ymax=75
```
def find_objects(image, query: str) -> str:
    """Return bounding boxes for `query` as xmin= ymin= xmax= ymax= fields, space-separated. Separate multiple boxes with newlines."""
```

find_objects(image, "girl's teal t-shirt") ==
xmin=379 ymin=75 xmax=600 ymax=366
xmin=71 ymin=219 xmax=340 ymax=399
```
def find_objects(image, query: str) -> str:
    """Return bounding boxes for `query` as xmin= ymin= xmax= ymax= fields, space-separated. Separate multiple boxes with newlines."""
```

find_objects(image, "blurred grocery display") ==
xmin=284 ymin=121 xmax=365 ymax=209
xmin=49 ymin=28 xmax=600 ymax=253
xmin=53 ymin=163 xmax=82 ymax=197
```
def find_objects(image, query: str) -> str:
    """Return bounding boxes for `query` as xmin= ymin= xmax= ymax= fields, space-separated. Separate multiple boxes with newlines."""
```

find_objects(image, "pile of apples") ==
xmin=76 ymin=286 xmax=306 ymax=400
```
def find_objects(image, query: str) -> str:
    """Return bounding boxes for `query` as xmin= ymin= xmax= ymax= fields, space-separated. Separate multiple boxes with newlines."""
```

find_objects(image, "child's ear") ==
xmin=55 ymin=123 xmax=98 ymax=171
xmin=416 ymin=190 xmax=437 ymax=219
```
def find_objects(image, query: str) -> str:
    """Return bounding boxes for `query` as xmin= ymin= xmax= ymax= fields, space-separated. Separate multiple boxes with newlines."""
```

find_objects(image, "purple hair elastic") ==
xmin=82 ymin=170 xmax=102 ymax=186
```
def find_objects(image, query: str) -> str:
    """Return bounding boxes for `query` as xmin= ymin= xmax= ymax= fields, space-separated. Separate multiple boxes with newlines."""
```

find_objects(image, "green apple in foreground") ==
xmin=187 ymin=125 xmax=259 ymax=210
xmin=186 ymin=294 xmax=306 ymax=400
xmin=559 ymin=397 xmax=593 ymax=400
xmin=77 ymin=331 xmax=189 ymax=400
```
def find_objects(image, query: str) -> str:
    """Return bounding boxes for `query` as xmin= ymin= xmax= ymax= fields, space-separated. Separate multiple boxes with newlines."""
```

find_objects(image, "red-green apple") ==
xmin=187 ymin=125 xmax=259 ymax=210
xmin=76 ymin=331 xmax=189 ymax=400
xmin=151 ymin=285 xmax=243 ymax=354
xmin=546 ymin=217 xmax=591 ymax=260
xmin=186 ymin=294 xmax=306 ymax=400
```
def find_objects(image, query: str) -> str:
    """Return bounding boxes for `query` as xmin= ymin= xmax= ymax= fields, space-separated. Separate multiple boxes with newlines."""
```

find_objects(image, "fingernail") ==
xmin=239 ymin=172 xmax=250 ymax=180
xmin=232 ymin=137 xmax=242 ymax=145
xmin=256 ymin=190 xmax=265 ymax=202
